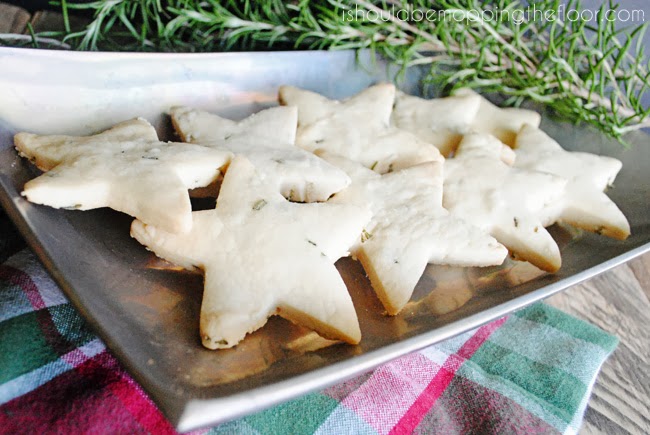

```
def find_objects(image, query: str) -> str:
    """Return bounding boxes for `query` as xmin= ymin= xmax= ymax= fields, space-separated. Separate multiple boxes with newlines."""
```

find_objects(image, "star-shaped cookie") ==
xmin=515 ymin=124 xmax=630 ymax=240
xmin=454 ymin=88 xmax=542 ymax=147
xmin=170 ymin=105 xmax=350 ymax=202
xmin=279 ymin=84 xmax=442 ymax=173
xmin=443 ymin=133 xmax=567 ymax=272
xmin=320 ymin=152 xmax=507 ymax=315
xmin=15 ymin=118 xmax=232 ymax=233
xmin=392 ymin=91 xmax=482 ymax=157
xmin=131 ymin=156 xmax=371 ymax=349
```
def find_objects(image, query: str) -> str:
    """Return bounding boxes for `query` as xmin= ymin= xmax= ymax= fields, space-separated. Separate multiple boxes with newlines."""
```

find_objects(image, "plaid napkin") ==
xmin=0 ymin=248 xmax=618 ymax=434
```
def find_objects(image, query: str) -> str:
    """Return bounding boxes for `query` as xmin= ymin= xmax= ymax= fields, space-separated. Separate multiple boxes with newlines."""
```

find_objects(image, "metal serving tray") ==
xmin=0 ymin=48 xmax=648 ymax=432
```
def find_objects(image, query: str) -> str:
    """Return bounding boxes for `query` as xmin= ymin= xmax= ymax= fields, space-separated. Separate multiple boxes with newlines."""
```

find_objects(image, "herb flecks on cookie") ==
xmin=321 ymin=152 xmax=507 ymax=315
xmin=170 ymin=105 xmax=350 ymax=202
xmin=514 ymin=125 xmax=630 ymax=240
xmin=15 ymin=118 xmax=232 ymax=233
xmin=279 ymin=83 xmax=442 ymax=174
xmin=131 ymin=156 xmax=370 ymax=349
xmin=443 ymin=133 xmax=566 ymax=273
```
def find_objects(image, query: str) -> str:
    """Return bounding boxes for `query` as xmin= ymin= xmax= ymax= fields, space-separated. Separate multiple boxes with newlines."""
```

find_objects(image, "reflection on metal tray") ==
xmin=0 ymin=48 xmax=649 ymax=432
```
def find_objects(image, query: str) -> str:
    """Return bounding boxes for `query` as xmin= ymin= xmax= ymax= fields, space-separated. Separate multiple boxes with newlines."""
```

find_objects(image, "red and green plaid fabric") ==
xmin=0 ymin=249 xmax=618 ymax=434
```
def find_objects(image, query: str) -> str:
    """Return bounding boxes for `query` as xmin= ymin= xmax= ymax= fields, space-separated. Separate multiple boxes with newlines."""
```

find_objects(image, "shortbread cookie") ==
xmin=320 ymin=152 xmax=507 ymax=315
xmin=515 ymin=124 xmax=630 ymax=240
xmin=279 ymin=84 xmax=442 ymax=173
xmin=172 ymin=105 xmax=298 ymax=147
xmin=131 ymin=156 xmax=371 ymax=349
xmin=454 ymin=88 xmax=542 ymax=147
xmin=171 ymin=105 xmax=350 ymax=202
xmin=15 ymin=118 xmax=232 ymax=233
xmin=392 ymin=91 xmax=482 ymax=157
xmin=443 ymin=133 xmax=567 ymax=273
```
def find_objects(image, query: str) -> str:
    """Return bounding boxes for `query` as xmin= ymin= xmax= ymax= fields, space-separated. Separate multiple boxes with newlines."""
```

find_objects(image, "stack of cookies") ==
xmin=14 ymin=83 xmax=630 ymax=350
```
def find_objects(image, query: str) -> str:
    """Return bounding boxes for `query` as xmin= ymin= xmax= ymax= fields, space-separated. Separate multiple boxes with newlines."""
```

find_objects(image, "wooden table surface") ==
xmin=1 ymin=3 xmax=648 ymax=434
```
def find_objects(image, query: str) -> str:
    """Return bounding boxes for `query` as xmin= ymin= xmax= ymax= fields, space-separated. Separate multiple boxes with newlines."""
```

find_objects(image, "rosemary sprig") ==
xmin=41 ymin=0 xmax=650 ymax=141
